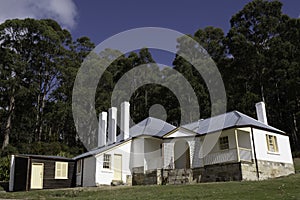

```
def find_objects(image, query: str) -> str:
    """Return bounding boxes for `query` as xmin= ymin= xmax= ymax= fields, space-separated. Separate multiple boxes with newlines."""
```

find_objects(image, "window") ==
xmin=266 ymin=134 xmax=278 ymax=152
xmin=76 ymin=160 xmax=82 ymax=174
xmin=55 ymin=162 xmax=68 ymax=179
xmin=103 ymin=154 xmax=111 ymax=169
xmin=219 ymin=136 xmax=229 ymax=150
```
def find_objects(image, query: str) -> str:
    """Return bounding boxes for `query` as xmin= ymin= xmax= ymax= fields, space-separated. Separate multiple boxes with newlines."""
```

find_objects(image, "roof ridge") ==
xmin=233 ymin=110 xmax=242 ymax=125
xmin=141 ymin=117 xmax=150 ymax=135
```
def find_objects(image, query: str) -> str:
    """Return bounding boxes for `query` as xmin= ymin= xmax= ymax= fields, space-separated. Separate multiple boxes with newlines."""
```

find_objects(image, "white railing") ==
xmin=203 ymin=149 xmax=238 ymax=165
xmin=239 ymin=148 xmax=252 ymax=162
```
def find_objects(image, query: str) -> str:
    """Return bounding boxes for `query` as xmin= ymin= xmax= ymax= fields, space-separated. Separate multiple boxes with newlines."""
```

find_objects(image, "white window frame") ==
xmin=55 ymin=162 xmax=68 ymax=179
xmin=266 ymin=134 xmax=279 ymax=153
xmin=103 ymin=154 xmax=111 ymax=169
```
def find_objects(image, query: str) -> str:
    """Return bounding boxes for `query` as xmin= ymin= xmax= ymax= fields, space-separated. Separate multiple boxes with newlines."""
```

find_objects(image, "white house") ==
xmin=74 ymin=101 xmax=295 ymax=186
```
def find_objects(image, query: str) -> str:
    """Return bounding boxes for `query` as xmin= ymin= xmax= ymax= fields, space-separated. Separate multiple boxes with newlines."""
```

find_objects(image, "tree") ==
xmin=226 ymin=0 xmax=284 ymax=102
xmin=0 ymin=18 xmax=83 ymax=148
xmin=226 ymin=0 xmax=300 ymax=149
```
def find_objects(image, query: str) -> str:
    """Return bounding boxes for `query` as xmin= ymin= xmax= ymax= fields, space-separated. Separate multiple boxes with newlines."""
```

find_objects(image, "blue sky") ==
xmin=71 ymin=0 xmax=300 ymax=64
xmin=71 ymin=0 xmax=299 ymax=44
xmin=0 ymin=0 xmax=299 ymax=64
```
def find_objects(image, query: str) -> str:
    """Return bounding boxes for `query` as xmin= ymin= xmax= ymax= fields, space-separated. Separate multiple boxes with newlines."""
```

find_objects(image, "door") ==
xmin=113 ymin=154 xmax=122 ymax=181
xmin=30 ymin=163 xmax=44 ymax=189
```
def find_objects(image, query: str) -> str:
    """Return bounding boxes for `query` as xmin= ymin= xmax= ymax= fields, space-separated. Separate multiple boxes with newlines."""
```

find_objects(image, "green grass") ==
xmin=0 ymin=174 xmax=300 ymax=200
xmin=1 ymin=159 xmax=299 ymax=200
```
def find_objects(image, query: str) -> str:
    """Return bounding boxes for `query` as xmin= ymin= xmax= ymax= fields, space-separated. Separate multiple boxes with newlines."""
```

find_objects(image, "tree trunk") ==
xmin=2 ymin=94 xmax=15 ymax=150
xmin=39 ymin=92 xmax=47 ymax=140
xmin=35 ymin=93 xmax=41 ymax=141
xmin=292 ymin=113 xmax=299 ymax=149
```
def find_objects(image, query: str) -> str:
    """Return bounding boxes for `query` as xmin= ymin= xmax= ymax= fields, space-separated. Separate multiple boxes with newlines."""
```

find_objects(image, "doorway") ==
xmin=30 ymin=163 xmax=44 ymax=189
xmin=113 ymin=154 xmax=122 ymax=181
xmin=174 ymin=140 xmax=190 ymax=169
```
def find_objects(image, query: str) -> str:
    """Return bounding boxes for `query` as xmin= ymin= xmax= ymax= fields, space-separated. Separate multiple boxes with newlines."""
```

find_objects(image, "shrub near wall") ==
xmin=0 ymin=156 xmax=10 ymax=181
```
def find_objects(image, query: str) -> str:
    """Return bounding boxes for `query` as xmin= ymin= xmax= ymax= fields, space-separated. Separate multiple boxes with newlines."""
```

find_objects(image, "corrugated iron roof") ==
xmin=73 ymin=139 xmax=130 ymax=160
xmin=74 ymin=112 xmax=285 ymax=160
xmin=16 ymin=154 xmax=74 ymax=161
xmin=130 ymin=117 xmax=176 ymax=137
xmin=74 ymin=117 xmax=175 ymax=159
xmin=182 ymin=111 xmax=284 ymax=135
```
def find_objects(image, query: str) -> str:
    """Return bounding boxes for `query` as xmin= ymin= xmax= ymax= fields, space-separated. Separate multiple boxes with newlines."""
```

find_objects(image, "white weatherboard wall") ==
xmin=208 ymin=129 xmax=237 ymax=153
xmin=144 ymin=138 xmax=162 ymax=170
xmin=82 ymin=156 xmax=96 ymax=187
xmin=253 ymin=128 xmax=293 ymax=164
xmin=131 ymin=137 xmax=145 ymax=170
xmin=201 ymin=129 xmax=239 ymax=166
xmin=95 ymin=140 xmax=132 ymax=185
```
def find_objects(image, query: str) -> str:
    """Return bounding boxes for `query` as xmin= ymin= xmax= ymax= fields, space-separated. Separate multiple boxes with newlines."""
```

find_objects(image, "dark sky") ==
xmin=71 ymin=0 xmax=300 ymax=64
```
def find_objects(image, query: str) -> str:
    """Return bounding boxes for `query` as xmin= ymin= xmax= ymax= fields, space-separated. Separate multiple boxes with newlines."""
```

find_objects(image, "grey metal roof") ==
xmin=17 ymin=154 xmax=74 ymax=161
xmin=130 ymin=117 xmax=176 ymax=137
xmin=74 ymin=112 xmax=284 ymax=160
xmin=182 ymin=111 xmax=284 ymax=135
xmin=73 ymin=140 xmax=129 ymax=160
xmin=74 ymin=117 xmax=175 ymax=159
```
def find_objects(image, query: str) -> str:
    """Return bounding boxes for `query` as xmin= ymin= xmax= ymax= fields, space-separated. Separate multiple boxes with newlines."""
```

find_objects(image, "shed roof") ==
xmin=182 ymin=111 xmax=284 ymax=135
xmin=16 ymin=154 xmax=74 ymax=161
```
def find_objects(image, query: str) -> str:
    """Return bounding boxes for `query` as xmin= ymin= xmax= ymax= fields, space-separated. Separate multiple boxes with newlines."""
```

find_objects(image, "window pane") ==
xmin=266 ymin=134 xmax=278 ymax=152
xmin=103 ymin=154 xmax=111 ymax=169
xmin=55 ymin=162 xmax=68 ymax=179
xmin=219 ymin=136 xmax=229 ymax=150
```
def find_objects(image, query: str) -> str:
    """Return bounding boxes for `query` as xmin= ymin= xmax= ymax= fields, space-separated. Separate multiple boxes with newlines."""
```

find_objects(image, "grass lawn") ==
xmin=1 ymin=158 xmax=299 ymax=200
xmin=0 ymin=173 xmax=300 ymax=200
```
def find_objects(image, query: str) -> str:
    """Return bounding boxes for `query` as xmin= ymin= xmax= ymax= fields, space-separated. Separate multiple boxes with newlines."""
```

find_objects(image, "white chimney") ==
xmin=108 ymin=107 xmax=117 ymax=144
xmin=98 ymin=112 xmax=107 ymax=147
xmin=120 ymin=101 xmax=130 ymax=141
xmin=255 ymin=101 xmax=268 ymax=125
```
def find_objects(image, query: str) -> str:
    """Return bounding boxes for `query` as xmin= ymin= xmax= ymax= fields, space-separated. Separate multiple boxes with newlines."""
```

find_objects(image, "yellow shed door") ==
xmin=113 ymin=154 xmax=122 ymax=181
xmin=30 ymin=163 xmax=44 ymax=189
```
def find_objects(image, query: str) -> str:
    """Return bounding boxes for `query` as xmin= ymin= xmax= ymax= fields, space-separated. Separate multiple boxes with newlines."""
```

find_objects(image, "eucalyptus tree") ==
xmin=0 ymin=18 xmax=74 ymax=148
xmin=226 ymin=0 xmax=300 ymax=149
xmin=226 ymin=0 xmax=284 ymax=103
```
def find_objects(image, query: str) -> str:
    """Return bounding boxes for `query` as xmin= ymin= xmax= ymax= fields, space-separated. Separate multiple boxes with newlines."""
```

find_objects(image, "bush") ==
xmin=0 ymin=156 xmax=10 ymax=181
xmin=293 ymin=151 xmax=300 ymax=158
xmin=1 ymin=144 xmax=18 ymax=157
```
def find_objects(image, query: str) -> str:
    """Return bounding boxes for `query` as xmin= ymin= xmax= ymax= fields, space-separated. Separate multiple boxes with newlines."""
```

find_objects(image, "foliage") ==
xmin=0 ymin=156 xmax=10 ymax=181
xmin=0 ymin=0 xmax=300 ymax=156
